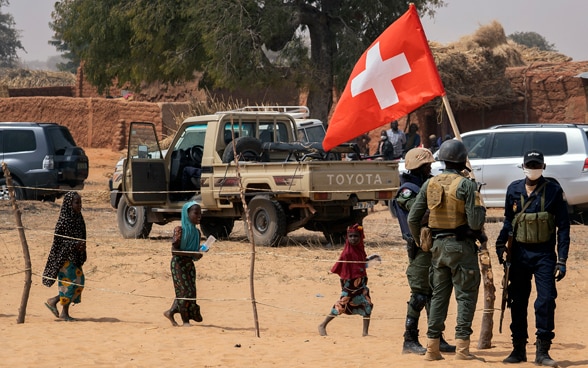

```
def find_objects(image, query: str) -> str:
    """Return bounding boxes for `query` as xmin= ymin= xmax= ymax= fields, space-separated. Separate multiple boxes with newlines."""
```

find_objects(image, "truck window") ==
xmin=259 ymin=122 xmax=289 ymax=143
xmin=174 ymin=124 xmax=207 ymax=151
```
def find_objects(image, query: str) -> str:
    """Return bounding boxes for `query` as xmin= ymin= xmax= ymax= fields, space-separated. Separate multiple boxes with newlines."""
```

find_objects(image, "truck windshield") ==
xmin=174 ymin=124 xmax=207 ymax=151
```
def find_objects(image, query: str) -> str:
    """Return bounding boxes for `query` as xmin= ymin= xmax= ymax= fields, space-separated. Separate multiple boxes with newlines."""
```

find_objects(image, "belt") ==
xmin=433 ymin=233 xmax=456 ymax=240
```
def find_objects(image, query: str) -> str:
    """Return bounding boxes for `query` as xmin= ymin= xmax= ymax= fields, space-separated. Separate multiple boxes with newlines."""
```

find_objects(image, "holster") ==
xmin=406 ymin=237 xmax=418 ymax=260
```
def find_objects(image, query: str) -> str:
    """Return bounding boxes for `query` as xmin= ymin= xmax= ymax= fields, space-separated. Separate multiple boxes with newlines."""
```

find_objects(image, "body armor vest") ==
xmin=427 ymin=173 xmax=467 ymax=229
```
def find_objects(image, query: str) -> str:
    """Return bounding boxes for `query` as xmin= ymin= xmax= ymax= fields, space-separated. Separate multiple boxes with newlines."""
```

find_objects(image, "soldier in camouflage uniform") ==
xmin=391 ymin=148 xmax=455 ymax=355
xmin=407 ymin=140 xmax=486 ymax=361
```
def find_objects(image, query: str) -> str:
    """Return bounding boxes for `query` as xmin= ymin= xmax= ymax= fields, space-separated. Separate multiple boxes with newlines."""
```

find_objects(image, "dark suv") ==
xmin=0 ymin=122 xmax=89 ymax=200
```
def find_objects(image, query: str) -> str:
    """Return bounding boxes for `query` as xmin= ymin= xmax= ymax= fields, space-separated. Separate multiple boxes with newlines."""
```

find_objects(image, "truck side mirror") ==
xmin=138 ymin=145 xmax=148 ymax=158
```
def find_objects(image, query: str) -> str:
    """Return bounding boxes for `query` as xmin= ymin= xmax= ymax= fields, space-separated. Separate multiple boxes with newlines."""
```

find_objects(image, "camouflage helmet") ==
xmin=438 ymin=139 xmax=467 ymax=163
xmin=404 ymin=148 xmax=435 ymax=170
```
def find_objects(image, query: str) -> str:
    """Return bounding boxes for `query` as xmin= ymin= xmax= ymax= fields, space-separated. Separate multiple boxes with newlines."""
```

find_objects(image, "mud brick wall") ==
xmin=0 ymin=97 xmax=190 ymax=150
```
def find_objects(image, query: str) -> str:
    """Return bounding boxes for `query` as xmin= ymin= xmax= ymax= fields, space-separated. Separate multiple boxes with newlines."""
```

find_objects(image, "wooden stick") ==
xmin=229 ymin=121 xmax=261 ymax=337
xmin=441 ymin=95 xmax=495 ymax=349
xmin=1 ymin=163 xmax=32 ymax=324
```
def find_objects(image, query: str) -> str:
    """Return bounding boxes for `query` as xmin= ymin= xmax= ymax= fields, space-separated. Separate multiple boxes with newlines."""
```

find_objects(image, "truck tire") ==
xmin=222 ymin=137 xmax=262 ymax=163
xmin=200 ymin=217 xmax=235 ymax=240
xmin=117 ymin=196 xmax=152 ymax=239
xmin=246 ymin=195 xmax=287 ymax=247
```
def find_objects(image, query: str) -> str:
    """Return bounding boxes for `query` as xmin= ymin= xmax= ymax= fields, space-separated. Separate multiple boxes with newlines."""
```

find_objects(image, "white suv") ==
xmin=453 ymin=124 xmax=588 ymax=220
xmin=399 ymin=124 xmax=588 ymax=221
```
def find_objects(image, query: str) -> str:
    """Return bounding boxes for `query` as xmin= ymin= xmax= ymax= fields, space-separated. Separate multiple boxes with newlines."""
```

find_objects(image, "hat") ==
xmin=524 ymin=150 xmax=544 ymax=165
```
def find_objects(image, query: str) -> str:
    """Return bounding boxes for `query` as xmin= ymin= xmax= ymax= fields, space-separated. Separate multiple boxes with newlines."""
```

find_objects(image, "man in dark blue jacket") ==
xmin=496 ymin=149 xmax=570 ymax=367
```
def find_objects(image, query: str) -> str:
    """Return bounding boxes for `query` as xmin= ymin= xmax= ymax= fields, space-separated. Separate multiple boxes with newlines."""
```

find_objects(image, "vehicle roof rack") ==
xmin=219 ymin=106 xmax=310 ymax=119
xmin=488 ymin=123 xmax=581 ymax=129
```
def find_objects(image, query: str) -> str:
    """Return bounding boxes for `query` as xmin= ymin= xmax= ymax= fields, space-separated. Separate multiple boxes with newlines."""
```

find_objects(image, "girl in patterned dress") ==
xmin=43 ymin=191 xmax=87 ymax=321
xmin=163 ymin=201 xmax=205 ymax=326
xmin=318 ymin=224 xmax=374 ymax=336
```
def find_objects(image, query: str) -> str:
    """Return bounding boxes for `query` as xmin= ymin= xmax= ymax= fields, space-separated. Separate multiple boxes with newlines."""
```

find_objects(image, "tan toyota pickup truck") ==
xmin=113 ymin=109 xmax=399 ymax=246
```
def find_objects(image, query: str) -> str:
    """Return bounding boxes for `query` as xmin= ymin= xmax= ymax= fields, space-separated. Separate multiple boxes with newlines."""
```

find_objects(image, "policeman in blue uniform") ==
xmin=391 ymin=147 xmax=455 ymax=355
xmin=496 ymin=150 xmax=570 ymax=367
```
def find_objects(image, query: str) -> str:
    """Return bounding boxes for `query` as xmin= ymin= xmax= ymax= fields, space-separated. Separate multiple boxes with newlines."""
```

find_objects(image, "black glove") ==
xmin=554 ymin=260 xmax=566 ymax=282
xmin=496 ymin=244 xmax=507 ymax=265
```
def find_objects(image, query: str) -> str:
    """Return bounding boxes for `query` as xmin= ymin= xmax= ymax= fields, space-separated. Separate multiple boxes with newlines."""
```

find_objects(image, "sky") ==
xmin=5 ymin=0 xmax=588 ymax=63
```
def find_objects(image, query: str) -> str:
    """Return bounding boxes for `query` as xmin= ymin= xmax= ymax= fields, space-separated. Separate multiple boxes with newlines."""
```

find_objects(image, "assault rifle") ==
xmin=499 ymin=232 xmax=513 ymax=333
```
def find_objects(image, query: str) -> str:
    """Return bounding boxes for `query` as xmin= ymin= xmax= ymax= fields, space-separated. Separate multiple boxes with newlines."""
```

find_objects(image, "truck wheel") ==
xmin=246 ymin=195 xmax=287 ymax=247
xmin=200 ymin=218 xmax=234 ymax=240
xmin=117 ymin=196 xmax=152 ymax=239
xmin=222 ymin=137 xmax=263 ymax=163
xmin=0 ymin=178 xmax=25 ymax=200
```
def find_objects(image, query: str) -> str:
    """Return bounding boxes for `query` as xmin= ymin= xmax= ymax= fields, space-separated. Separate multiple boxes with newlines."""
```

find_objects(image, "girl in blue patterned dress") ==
xmin=43 ymin=191 xmax=87 ymax=321
xmin=163 ymin=201 xmax=205 ymax=326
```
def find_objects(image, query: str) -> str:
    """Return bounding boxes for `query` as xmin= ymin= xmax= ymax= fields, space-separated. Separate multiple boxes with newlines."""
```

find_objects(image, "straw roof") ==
xmin=429 ymin=20 xmax=572 ymax=111
xmin=0 ymin=68 xmax=76 ymax=88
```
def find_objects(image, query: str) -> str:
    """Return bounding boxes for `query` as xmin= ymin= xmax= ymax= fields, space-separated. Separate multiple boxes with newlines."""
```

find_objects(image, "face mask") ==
xmin=523 ymin=168 xmax=543 ymax=181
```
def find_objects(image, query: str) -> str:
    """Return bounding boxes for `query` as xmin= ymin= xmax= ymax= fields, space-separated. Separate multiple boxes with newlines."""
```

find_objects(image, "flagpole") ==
xmin=441 ymin=95 xmax=495 ymax=349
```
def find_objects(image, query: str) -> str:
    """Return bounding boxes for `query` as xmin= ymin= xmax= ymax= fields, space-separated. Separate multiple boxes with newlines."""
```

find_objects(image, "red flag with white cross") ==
xmin=323 ymin=4 xmax=445 ymax=152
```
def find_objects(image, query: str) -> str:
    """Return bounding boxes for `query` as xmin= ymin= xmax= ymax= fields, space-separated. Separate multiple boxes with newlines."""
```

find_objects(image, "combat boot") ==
xmin=424 ymin=337 xmax=443 ymax=361
xmin=440 ymin=334 xmax=456 ymax=352
xmin=455 ymin=338 xmax=485 ymax=361
xmin=402 ymin=316 xmax=426 ymax=355
xmin=535 ymin=339 xmax=558 ymax=367
xmin=503 ymin=338 xmax=527 ymax=363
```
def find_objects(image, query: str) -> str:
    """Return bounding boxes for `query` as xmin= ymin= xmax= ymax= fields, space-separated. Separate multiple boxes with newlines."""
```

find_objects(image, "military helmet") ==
xmin=438 ymin=139 xmax=467 ymax=163
xmin=404 ymin=148 xmax=435 ymax=170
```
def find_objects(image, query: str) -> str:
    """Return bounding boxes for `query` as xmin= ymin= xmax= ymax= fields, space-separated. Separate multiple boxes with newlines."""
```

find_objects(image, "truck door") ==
xmin=123 ymin=122 xmax=167 ymax=205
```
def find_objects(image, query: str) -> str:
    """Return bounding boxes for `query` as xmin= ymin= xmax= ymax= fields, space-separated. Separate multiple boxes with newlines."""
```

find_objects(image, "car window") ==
xmin=2 ymin=130 xmax=37 ymax=153
xmin=300 ymin=125 xmax=326 ymax=143
xmin=47 ymin=127 xmax=77 ymax=152
xmin=531 ymin=132 xmax=567 ymax=156
xmin=490 ymin=132 xmax=526 ymax=158
xmin=462 ymin=134 xmax=488 ymax=158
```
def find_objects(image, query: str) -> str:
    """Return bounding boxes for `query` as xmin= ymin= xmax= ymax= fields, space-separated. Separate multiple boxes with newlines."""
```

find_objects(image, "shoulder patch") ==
xmin=399 ymin=188 xmax=414 ymax=199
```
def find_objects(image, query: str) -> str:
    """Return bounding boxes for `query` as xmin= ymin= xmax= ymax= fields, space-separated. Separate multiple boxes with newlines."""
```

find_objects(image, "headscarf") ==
xmin=330 ymin=223 xmax=367 ymax=279
xmin=42 ymin=191 xmax=87 ymax=287
xmin=180 ymin=200 xmax=201 ymax=251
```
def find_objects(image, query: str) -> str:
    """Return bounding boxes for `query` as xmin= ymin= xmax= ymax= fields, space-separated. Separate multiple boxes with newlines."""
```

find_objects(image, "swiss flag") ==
xmin=323 ymin=4 xmax=445 ymax=151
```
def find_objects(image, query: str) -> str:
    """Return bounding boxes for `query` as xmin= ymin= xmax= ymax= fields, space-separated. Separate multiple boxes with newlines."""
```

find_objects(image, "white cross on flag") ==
xmin=323 ymin=4 xmax=445 ymax=151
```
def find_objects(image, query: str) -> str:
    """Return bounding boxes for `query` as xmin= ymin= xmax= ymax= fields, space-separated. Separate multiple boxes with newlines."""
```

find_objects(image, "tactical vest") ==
xmin=427 ymin=173 xmax=466 ymax=229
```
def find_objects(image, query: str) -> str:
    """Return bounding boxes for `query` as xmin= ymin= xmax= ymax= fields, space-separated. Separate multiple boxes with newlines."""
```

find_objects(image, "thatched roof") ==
xmin=0 ymin=68 xmax=75 ymax=88
xmin=430 ymin=21 xmax=572 ymax=111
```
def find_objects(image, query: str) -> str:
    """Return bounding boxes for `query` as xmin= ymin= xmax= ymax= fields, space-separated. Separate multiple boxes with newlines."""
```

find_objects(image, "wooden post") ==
xmin=229 ymin=124 xmax=261 ymax=337
xmin=441 ymin=96 xmax=496 ymax=348
xmin=1 ymin=163 xmax=32 ymax=324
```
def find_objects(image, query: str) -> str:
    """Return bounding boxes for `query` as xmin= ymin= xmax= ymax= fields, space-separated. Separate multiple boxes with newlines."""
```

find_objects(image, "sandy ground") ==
xmin=1 ymin=148 xmax=587 ymax=367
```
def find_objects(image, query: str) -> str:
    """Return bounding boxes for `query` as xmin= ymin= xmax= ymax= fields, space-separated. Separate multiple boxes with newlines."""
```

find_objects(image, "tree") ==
xmin=508 ymin=31 xmax=556 ymax=52
xmin=50 ymin=1 xmax=443 ymax=123
xmin=0 ymin=0 xmax=24 ymax=68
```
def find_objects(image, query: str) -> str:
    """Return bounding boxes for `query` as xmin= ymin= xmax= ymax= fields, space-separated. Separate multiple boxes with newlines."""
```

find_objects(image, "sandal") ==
xmin=44 ymin=302 xmax=59 ymax=318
